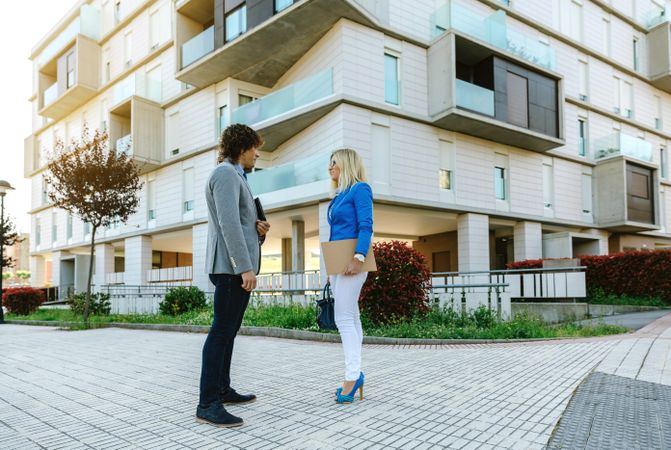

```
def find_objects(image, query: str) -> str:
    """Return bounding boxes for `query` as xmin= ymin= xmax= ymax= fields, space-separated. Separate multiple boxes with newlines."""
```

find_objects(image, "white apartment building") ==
xmin=25 ymin=0 xmax=671 ymax=296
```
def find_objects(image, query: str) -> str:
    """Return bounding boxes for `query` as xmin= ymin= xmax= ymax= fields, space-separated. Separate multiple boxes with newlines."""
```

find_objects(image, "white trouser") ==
xmin=330 ymin=272 xmax=368 ymax=381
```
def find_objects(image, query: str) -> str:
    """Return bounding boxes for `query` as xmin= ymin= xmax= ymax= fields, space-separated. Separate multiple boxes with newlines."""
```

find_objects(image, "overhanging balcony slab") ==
xmin=433 ymin=108 xmax=565 ymax=152
xmin=176 ymin=0 xmax=378 ymax=88
xmin=39 ymin=84 xmax=98 ymax=121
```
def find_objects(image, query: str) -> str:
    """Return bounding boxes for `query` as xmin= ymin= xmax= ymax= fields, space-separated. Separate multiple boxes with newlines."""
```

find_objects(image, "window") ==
xmin=507 ymin=72 xmax=529 ymax=128
xmin=633 ymin=38 xmax=639 ymax=71
xmin=662 ymin=147 xmax=668 ymax=179
xmin=238 ymin=94 xmax=256 ymax=106
xmin=602 ymin=18 xmax=610 ymax=56
xmin=275 ymin=0 xmax=294 ymax=13
xmin=439 ymin=170 xmax=453 ymax=190
xmin=42 ymin=178 xmax=49 ymax=204
xmin=495 ymin=167 xmax=506 ymax=200
xmin=582 ymin=173 xmax=593 ymax=214
xmin=655 ymin=96 xmax=662 ymax=130
xmin=384 ymin=53 xmax=400 ymax=105
xmin=146 ymin=66 xmax=162 ymax=102
xmin=66 ymin=51 xmax=76 ymax=89
xmin=578 ymin=60 xmax=588 ymax=101
xmin=578 ymin=118 xmax=587 ymax=157
xmin=147 ymin=179 xmax=156 ymax=220
xmin=52 ymin=212 xmax=57 ymax=243
xmin=36 ymin=218 xmax=41 ymax=246
xmin=225 ymin=5 xmax=247 ymax=42
xmin=150 ymin=4 xmax=171 ymax=49
xmin=167 ymin=111 xmax=180 ymax=155
xmin=613 ymin=77 xmax=633 ymax=118
xmin=100 ymin=99 xmax=108 ymax=131
xmin=543 ymin=163 xmax=554 ymax=208
xmin=183 ymin=168 xmax=194 ymax=213
xmin=124 ymin=31 xmax=132 ymax=68
xmin=66 ymin=214 xmax=73 ymax=240
xmin=560 ymin=0 xmax=583 ymax=42
xmin=217 ymin=104 xmax=230 ymax=134
xmin=114 ymin=1 xmax=122 ymax=24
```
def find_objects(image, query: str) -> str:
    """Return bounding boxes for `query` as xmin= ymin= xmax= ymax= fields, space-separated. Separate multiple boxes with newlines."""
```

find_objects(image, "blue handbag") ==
xmin=316 ymin=282 xmax=337 ymax=330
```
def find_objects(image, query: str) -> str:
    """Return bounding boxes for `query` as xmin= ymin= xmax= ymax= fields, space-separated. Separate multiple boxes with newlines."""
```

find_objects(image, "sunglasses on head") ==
xmin=329 ymin=160 xmax=337 ymax=168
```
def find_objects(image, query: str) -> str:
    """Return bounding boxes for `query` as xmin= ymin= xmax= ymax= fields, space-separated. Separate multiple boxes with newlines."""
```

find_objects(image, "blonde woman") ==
xmin=327 ymin=148 xmax=373 ymax=404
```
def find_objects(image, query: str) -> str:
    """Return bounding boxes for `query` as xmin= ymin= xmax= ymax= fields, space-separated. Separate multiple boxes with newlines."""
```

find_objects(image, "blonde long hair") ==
xmin=330 ymin=148 xmax=367 ymax=193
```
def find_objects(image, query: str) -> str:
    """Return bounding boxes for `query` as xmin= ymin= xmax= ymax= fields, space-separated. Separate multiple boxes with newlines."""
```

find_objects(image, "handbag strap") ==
xmin=322 ymin=281 xmax=331 ymax=299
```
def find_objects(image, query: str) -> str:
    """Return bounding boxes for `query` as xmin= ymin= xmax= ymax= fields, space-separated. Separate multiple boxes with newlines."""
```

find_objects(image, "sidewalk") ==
xmin=0 ymin=313 xmax=669 ymax=449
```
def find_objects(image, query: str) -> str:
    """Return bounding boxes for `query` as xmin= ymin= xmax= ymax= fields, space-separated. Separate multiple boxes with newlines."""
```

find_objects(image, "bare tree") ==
xmin=45 ymin=127 xmax=142 ymax=324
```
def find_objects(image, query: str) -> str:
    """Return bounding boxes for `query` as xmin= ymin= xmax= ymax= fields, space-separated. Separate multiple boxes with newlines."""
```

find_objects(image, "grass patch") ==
xmin=586 ymin=289 xmax=667 ymax=308
xmin=7 ymin=304 xmax=628 ymax=339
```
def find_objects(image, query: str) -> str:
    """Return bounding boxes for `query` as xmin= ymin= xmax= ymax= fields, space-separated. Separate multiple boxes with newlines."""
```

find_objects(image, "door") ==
xmin=626 ymin=164 xmax=654 ymax=224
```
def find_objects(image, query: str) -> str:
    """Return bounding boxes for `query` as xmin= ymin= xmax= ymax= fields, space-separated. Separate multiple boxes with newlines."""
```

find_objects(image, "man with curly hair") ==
xmin=197 ymin=123 xmax=270 ymax=427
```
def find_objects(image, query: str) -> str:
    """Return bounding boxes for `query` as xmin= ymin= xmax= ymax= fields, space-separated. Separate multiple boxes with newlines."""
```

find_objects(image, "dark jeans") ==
xmin=198 ymin=273 xmax=251 ymax=407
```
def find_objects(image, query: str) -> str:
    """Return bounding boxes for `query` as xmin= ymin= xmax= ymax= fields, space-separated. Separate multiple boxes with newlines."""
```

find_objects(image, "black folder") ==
xmin=254 ymin=197 xmax=266 ymax=221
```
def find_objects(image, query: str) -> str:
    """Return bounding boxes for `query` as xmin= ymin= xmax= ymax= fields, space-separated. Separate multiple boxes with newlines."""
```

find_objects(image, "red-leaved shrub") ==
xmin=508 ymin=250 xmax=671 ymax=304
xmin=3 ymin=287 xmax=45 ymax=315
xmin=359 ymin=241 xmax=431 ymax=324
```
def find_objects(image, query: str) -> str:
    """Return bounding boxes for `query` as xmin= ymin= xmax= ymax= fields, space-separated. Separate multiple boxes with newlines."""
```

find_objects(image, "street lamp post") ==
xmin=0 ymin=180 xmax=16 ymax=324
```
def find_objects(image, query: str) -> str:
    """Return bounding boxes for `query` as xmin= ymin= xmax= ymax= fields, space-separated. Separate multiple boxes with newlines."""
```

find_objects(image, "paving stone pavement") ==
xmin=0 ymin=316 xmax=667 ymax=450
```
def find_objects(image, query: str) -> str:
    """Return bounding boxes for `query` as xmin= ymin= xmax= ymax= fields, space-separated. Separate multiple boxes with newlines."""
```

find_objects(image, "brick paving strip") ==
xmin=547 ymin=313 xmax=671 ymax=450
xmin=0 ymin=312 xmax=669 ymax=450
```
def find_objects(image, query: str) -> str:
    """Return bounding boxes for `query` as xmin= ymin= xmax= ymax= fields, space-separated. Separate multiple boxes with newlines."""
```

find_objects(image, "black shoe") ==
xmin=196 ymin=403 xmax=244 ymax=427
xmin=220 ymin=388 xmax=257 ymax=405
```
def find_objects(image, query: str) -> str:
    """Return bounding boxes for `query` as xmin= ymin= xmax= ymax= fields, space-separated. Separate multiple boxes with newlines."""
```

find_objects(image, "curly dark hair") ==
xmin=217 ymin=123 xmax=264 ymax=163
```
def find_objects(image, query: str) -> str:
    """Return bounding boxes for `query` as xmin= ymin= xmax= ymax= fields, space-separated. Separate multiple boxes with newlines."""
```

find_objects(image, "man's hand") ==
xmin=256 ymin=220 xmax=270 ymax=237
xmin=343 ymin=258 xmax=364 ymax=276
xmin=241 ymin=271 xmax=257 ymax=291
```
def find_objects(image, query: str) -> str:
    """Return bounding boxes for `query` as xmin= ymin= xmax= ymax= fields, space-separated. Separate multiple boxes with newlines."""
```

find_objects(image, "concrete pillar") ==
xmin=94 ymin=244 xmax=115 ymax=290
xmin=281 ymin=238 xmax=292 ymax=272
xmin=191 ymin=223 xmax=213 ymax=292
xmin=74 ymin=255 xmax=91 ymax=294
xmin=457 ymin=213 xmax=490 ymax=272
xmin=51 ymin=251 xmax=64 ymax=296
xmin=291 ymin=219 xmax=305 ymax=272
xmin=582 ymin=229 xmax=610 ymax=255
xmin=123 ymin=236 xmax=152 ymax=286
xmin=513 ymin=221 xmax=543 ymax=261
xmin=29 ymin=255 xmax=46 ymax=287
xmin=318 ymin=202 xmax=330 ymax=285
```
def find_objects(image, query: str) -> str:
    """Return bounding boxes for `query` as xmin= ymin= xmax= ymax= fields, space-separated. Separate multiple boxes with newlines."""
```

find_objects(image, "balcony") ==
xmin=593 ymin=154 xmax=659 ymax=232
xmin=175 ymin=0 xmax=379 ymax=88
xmin=592 ymin=132 xmax=653 ymax=163
xmin=248 ymin=152 xmax=330 ymax=203
xmin=147 ymin=266 xmax=193 ymax=283
xmin=36 ymin=4 xmax=101 ymax=66
xmin=38 ymin=34 xmax=101 ymax=120
xmin=431 ymin=1 xmax=555 ymax=70
xmin=645 ymin=5 xmax=669 ymax=29
xmin=428 ymin=32 xmax=563 ymax=152
xmin=108 ymin=96 xmax=163 ymax=174
xmin=112 ymin=72 xmax=163 ymax=107
xmin=647 ymin=20 xmax=671 ymax=93
xmin=231 ymin=68 xmax=337 ymax=150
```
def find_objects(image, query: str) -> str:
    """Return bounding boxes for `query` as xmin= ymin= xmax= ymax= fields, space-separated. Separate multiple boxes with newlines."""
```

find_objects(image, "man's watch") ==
xmin=353 ymin=253 xmax=365 ymax=263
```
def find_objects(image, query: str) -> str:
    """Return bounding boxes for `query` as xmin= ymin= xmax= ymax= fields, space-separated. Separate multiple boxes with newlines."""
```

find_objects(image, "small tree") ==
xmin=45 ymin=127 xmax=142 ymax=325
xmin=1 ymin=215 xmax=20 ymax=270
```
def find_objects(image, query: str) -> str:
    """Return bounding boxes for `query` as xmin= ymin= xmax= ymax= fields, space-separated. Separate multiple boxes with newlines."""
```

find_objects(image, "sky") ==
xmin=0 ymin=0 xmax=75 ymax=233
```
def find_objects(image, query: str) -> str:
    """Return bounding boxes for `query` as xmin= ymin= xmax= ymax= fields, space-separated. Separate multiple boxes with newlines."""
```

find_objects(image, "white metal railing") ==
xmin=104 ymin=272 xmax=124 ymax=285
xmin=256 ymin=270 xmax=321 ymax=291
xmin=147 ymin=266 xmax=193 ymax=283
xmin=431 ymin=267 xmax=587 ymax=300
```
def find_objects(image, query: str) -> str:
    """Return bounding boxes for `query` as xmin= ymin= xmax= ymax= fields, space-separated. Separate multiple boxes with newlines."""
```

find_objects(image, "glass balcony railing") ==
xmin=181 ymin=26 xmax=214 ymax=68
xmin=430 ymin=1 xmax=555 ymax=70
xmin=112 ymin=73 xmax=162 ymax=105
xmin=232 ymin=68 xmax=333 ymax=126
xmin=645 ymin=7 xmax=669 ymax=28
xmin=116 ymin=134 xmax=132 ymax=157
xmin=593 ymin=132 xmax=652 ymax=163
xmin=247 ymin=152 xmax=331 ymax=196
xmin=456 ymin=79 xmax=494 ymax=116
xmin=43 ymin=83 xmax=59 ymax=107
xmin=37 ymin=5 xmax=101 ymax=66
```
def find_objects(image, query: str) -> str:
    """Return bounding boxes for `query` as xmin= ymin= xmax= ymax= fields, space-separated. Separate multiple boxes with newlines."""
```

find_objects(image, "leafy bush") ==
xmin=509 ymin=250 xmax=671 ymax=305
xmin=68 ymin=292 xmax=112 ymax=316
xmin=587 ymin=288 xmax=666 ymax=307
xmin=2 ymin=287 xmax=45 ymax=315
xmin=359 ymin=241 xmax=431 ymax=325
xmin=159 ymin=286 xmax=207 ymax=316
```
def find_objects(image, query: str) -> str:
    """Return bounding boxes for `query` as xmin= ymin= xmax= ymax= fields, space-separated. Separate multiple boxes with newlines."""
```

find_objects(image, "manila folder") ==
xmin=321 ymin=239 xmax=377 ymax=275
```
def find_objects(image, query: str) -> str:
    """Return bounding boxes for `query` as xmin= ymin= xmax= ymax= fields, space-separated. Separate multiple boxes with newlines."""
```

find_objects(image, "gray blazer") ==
xmin=204 ymin=161 xmax=260 ymax=275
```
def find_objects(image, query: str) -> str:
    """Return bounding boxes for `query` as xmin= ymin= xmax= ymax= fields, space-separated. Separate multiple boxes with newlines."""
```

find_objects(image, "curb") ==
xmin=3 ymin=320 xmax=621 ymax=345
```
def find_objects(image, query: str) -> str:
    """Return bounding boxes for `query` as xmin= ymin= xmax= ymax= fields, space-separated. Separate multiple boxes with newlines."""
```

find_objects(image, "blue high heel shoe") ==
xmin=335 ymin=372 xmax=364 ymax=404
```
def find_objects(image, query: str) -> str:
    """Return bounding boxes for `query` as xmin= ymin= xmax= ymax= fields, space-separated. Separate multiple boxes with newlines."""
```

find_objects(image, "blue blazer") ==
xmin=328 ymin=182 xmax=373 ymax=256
